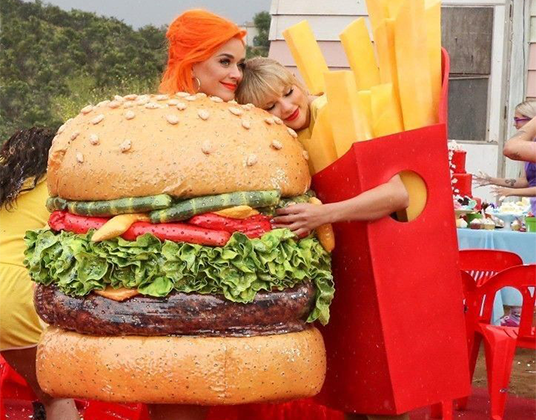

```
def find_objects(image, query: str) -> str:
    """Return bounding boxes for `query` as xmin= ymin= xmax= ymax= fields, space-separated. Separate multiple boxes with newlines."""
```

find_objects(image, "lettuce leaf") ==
xmin=24 ymin=228 xmax=334 ymax=325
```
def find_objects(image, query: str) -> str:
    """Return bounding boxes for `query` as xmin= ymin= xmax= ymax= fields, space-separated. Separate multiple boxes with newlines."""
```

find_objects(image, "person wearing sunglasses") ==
xmin=475 ymin=100 xmax=536 ymax=215
xmin=503 ymin=100 xmax=536 ymax=164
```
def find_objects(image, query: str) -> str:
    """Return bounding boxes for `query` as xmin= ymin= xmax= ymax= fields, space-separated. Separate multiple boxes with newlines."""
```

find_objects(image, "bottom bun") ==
xmin=36 ymin=326 xmax=326 ymax=404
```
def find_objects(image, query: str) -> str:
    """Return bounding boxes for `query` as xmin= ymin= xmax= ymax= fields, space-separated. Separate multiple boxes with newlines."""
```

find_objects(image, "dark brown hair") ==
xmin=0 ymin=127 xmax=54 ymax=210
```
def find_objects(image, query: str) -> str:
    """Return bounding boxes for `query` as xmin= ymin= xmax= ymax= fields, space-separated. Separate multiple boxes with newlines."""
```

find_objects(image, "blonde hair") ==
xmin=235 ymin=57 xmax=308 ymax=107
xmin=515 ymin=100 xmax=536 ymax=118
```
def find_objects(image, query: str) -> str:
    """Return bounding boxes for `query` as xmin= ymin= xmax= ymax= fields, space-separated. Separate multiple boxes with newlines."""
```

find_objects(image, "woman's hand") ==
xmin=473 ymin=170 xmax=492 ymax=187
xmin=491 ymin=186 xmax=514 ymax=201
xmin=272 ymin=203 xmax=329 ymax=237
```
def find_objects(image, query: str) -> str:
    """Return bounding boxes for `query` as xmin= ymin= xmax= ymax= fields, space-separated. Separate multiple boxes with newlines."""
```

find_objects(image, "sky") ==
xmin=26 ymin=0 xmax=272 ymax=28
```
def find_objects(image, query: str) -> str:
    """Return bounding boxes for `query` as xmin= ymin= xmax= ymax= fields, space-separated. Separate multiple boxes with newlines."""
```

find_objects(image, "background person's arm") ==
xmin=491 ymin=186 xmax=536 ymax=200
xmin=473 ymin=171 xmax=529 ymax=188
xmin=503 ymin=117 xmax=536 ymax=162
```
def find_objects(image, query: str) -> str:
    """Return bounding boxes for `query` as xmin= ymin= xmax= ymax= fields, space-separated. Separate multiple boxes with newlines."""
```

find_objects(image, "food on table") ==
xmin=469 ymin=218 xmax=483 ymax=230
xmin=494 ymin=198 xmax=530 ymax=215
xmin=456 ymin=218 xmax=468 ymax=228
xmin=481 ymin=218 xmax=495 ymax=230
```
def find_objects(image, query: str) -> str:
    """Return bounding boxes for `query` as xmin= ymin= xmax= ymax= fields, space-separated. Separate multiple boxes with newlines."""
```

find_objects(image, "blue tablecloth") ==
xmin=457 ymin=229 xmax=536 ymax=323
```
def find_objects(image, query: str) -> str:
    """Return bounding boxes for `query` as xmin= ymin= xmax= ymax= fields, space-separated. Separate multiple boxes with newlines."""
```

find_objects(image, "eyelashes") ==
xmin=264 ymin=88 xmax=295 ymax=111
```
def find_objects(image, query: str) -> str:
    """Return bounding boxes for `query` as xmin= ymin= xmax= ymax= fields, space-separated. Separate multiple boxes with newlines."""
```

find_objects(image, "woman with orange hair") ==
xmin=160 ymin=9 xmax=246 ymax=101
xmin=151 ymin=11 xmax=246 ymax=420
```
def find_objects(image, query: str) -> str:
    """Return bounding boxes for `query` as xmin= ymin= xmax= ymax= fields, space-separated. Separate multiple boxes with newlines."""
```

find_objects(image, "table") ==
xmin=457 ymin=229 xmax=536 ymax=323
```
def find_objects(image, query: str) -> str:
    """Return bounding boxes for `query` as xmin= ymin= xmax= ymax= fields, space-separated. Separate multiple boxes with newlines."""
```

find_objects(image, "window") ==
xmin=442 ymin=7 xmax=494 ymax=141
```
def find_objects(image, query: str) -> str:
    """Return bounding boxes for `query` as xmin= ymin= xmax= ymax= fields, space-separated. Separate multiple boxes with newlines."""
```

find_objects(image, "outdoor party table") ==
xmin=457 ymin=228 xmax=536 ymax=323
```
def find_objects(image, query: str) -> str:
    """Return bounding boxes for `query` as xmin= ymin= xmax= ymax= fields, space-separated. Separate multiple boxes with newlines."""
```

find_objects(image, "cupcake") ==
xmin=456 ymin=218 xmax=468 ymax=228
xmin=470 ymin=219 xmax=483 ymax=230
xmin=482 ymin=218 xmax=495 ymax=230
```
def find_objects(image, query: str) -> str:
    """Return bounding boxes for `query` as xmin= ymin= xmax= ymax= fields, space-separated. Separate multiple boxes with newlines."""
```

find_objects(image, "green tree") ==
xmin=247 ymin=11 xmax=271 ymax=58
xmin=0 ymin=0 xmax=167 ymax=142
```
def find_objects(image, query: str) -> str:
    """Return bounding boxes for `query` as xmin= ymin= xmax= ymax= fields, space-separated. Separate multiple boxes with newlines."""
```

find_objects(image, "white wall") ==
xmin=462 ymin=143 xmax=499 ymax=202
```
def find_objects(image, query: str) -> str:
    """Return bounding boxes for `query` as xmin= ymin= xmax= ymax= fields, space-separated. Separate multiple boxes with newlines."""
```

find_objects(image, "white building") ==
xmin=268 ymin=0 xmax=532 ymax=203
xmin=240 ymin=21 xmax=259 ymax=47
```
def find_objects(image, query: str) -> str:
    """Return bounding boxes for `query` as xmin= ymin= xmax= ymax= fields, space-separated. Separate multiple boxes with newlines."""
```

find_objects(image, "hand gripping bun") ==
xmin=48 ymin=94 xmax=311 ymax=201
xmin=37 ymin=326 xmax=326 ymax=404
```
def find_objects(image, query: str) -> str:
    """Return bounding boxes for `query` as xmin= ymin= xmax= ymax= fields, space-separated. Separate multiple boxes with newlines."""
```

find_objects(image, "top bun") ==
xmin=48 ymin=93 xmax=311 ymax=201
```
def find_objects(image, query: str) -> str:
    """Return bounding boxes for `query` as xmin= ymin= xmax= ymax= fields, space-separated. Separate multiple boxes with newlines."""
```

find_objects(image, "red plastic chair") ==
xmin=457 ymin=249 xmax=523 ymax=411
xmin=472 ymin=264 xmax=535 ymax=420
xmin=83 ymin=401 xmax=148 ymax=420
xmin=458 ymin=249 xmax=523 ymax=287
xmin=0 ymin=355 xmax=37 ymax=420
xmin=431 ymin=250 xmax=523 ymax=419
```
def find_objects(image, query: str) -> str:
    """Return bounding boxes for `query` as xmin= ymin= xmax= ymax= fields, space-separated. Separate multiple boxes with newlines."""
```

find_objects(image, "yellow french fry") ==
xmin=282 ymin=21 xmax=329 ymax=95
xmin=371 ymin=83 xmax=403 ymax=137
xmin=340 ymin=18 xmax=380 ymax=91
xmin=425 ymin=0 xmax=442 ymax=121
xmin=394 ymin=0 xmax=435 ymax=130
xmin=325 ymin=71 xmax=371 ymax=157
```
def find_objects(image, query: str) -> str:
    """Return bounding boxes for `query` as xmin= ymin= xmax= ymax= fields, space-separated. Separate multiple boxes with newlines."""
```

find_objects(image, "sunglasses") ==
xmin=514 ymin=117 xmax=531 ymax=123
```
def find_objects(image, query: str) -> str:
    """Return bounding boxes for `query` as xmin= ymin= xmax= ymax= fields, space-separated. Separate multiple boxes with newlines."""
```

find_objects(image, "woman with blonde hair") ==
xmin=235 ymin=58 xmax=411 ymax=420
xmin=159 ymin=9 xmax=246 ymax=101
xmin=236 ymin=57 xmax=322 ymax=141
xmin=475 ymin=100 xmax=536 ymax=215
xmin=236 ymin=57 xmax=408 ymax=244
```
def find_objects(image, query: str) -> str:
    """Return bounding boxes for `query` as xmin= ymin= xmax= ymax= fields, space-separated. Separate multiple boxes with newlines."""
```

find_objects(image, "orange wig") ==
xmin=159 ymin=10 xmax=246 ymax=94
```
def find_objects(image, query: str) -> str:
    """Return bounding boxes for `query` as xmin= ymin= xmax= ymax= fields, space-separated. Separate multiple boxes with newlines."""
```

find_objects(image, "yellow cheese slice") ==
xmin=214 ymin=206 xmax=259 ymax=219
xmin=91 ymin=213 xmax=150 ymax=242
xmin=95 ymin=287 xmax=140 ymax=302
xmin=394 ymin=0 xmax=435 ymax=130
xmin=324 ymin=71 xmax=370 ymax=157
xmin=304 ymin=106 xmax=338 ymax=174
xmin=425 ymin=0 xmax=442 ymax=122
xmin=340 ymin=18 xmax=380 ymax=91
xmin=282 ymin=21 xmax=330 ymax=95
xmin=371 ymin=83 xmax=404 ymax=137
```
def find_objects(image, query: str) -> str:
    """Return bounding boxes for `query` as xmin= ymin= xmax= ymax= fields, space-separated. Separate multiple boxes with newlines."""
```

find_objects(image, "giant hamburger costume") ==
xmin=24 ymin=93 xmax=334 ymax=404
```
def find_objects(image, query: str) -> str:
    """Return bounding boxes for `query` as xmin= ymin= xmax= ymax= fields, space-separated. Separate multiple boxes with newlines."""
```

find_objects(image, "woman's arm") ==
xmin=491 ymin=186 xmax=536 ymax=199
xmin=272 ymin=175 xmax=409 ymax=236
xmin=474 ymin=172 xmax=529 ymax=188
xmin=503 ymin=117 xmax=536 ymax=162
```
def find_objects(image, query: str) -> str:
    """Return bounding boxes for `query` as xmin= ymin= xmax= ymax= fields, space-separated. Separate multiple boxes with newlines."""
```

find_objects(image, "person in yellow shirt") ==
xmin=236 ymin=58 xmax=409 ymax=420
xmin=0 ymin=128 xmax=80 ymax=420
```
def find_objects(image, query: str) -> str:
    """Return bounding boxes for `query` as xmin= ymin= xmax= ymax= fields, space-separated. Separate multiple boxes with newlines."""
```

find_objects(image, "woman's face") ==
xmin=260 ymin=85 xmax=310 ymax=131
xmin=514 ymin=111 xmax=531 ymax=130
xmin=192 ymin=38 xmax=246 ymax=101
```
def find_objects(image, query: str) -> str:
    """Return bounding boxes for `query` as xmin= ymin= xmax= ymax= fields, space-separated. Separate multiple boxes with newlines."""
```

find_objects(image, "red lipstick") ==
xmin=221 ymin=82 xmax=237 ymax=91
xmin=285 ymin=108 xmax=300 ymax=122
